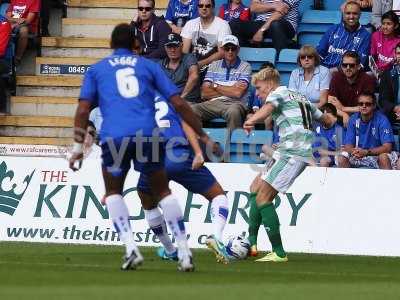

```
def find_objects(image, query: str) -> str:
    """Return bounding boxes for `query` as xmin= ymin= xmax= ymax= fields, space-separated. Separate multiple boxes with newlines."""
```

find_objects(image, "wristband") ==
xmin=72 ymin=142 xmax=83 ymax=154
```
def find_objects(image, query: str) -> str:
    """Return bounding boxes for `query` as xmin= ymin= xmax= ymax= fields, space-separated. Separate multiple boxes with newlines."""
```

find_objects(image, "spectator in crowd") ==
xmin=288 ymin=45 xmax=331 ymax=108
xmin=192 ymin=35 xmax=251 ymax=129
xmin=218 ymin=0 xmax=250 ymax=22
xmin=378 ymin=41 xmax=400 ymax=126
xmin=372 ymin=0 xmax=393 ymax=29
xmin=6 ymin=0 xmax=40 ymax=65
xmin=328 ymin=51 xmax=376 ymax=125
xmin=370 ymin=10 xmax=400 ymax=73
xmin=159 ymin=33 xmax=200 ymax=104
xmin=338 ymin=92 xmax=398 ymax=169
xmin=181 ymin=0 xmax=231 ymax=78
xmin=317 ymin=1 xmax=370 ymax=69
xmin=313 ymin=103 xmax=344 ymax=167
xmin=130 ymin=0 xmax=172 ymax=59
xmin=0 ymin=15 xmax=11 ymax=114
xmin=229 ymin=0 xmax=300 ymax=52
xmin=165 ymin=0 xmax=199 ymax=34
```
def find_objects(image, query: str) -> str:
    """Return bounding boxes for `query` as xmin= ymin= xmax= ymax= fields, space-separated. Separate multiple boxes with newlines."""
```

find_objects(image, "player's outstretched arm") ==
xmin=243 ymin=102 xmax=275 ymax=133
xmin=69 ymin=100 xmax=91 ymax=171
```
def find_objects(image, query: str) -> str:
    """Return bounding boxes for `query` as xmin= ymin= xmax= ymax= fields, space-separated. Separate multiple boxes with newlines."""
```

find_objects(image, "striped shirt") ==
xmin=204 ymin=57 xmax=251 ymax=105
xmin=266 ymin=86 xmax=323 ymax=158
xmin=254 ymin=0 xmax=300 ymax=32
xmin=316 ymin=23 xmax=371 ymax=68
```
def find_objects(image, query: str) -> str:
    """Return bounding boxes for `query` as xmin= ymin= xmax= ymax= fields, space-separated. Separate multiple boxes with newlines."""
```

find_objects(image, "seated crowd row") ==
xmin=1 ymin=0 xmax=400 ymax=170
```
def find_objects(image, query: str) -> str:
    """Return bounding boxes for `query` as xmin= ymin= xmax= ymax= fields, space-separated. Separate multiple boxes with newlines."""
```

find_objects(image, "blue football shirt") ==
xmin=79 ymin=48 xmax=180 ymax=141
xmin=154 ymin=93 xmax=187 ymax=147
xmin=344 ymin=111 xmax=394 ymax=149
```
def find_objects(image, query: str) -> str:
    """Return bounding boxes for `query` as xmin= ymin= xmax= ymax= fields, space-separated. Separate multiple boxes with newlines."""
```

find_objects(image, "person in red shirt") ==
xmin=0 ymin=16 xmax=11 ymax=113
xmin=218 ymin=0 xmax=250 ymax=22
xmin=6 ymin=0 xmax=40 ymax=65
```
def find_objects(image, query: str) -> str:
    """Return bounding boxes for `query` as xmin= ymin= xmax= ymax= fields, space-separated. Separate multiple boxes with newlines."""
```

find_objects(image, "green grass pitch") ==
xmin=1 ymin=242 xmax=399 ymax=300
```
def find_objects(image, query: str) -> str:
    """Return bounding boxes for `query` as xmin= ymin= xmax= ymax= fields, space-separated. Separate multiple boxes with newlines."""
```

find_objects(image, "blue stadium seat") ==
xmin=360 ymin=12 xmax=371 ymax=26
xmin=276 ymin=49 xmax=298 ymax=86
xmin=204 ymin=117 xmax=227 ymax=128
xmin=299 ymin=10 xmax=340 ymax=33
xmin=299 ymin=0 xmax=314 ymax=17
xmin=298 ymin=31 xmax=324 ymax=47
xmin=240 ymin=47 xmax=277 ymax=71
xmin=227 ymin=129 xmax=273 ymax=163
xmin=204 ymin=127 xmax=229 ymax=148
xmin=0 ymin=3 xmax=9 ymax=17
xmin=324 ymin=0 xmax=344 ymax=10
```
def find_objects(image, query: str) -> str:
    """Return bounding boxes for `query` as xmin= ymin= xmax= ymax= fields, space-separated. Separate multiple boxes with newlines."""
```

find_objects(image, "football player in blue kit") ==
xmin=137 ymin=94 xmax=231 ymax=264
xmin=68 ymin=23 xmax=214 ymax=272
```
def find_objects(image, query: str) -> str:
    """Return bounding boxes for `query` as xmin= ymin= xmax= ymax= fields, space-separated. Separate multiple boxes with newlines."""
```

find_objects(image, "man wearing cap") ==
xmin=192 ymin=34 xmax=251 ymax=129
xmin=159 ymin=33 xmax=201 ymax=104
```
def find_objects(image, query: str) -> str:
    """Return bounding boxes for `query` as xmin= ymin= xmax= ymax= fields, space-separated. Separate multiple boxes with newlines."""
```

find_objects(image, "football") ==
xmin=225 ymin=234 xmax=251 ymax=260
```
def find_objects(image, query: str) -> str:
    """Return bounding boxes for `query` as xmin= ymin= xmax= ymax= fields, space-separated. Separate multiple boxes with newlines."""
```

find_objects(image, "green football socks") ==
xmin=248 ymin=192 xmax=262 ymax=246
xmin=259 ymin=202 xmax=286 ymax=258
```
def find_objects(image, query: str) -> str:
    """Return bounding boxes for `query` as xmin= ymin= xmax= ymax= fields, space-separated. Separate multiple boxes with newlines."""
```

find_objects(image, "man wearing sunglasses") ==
xmin=338 ymin=92 xmax=398 ymax=169
xmin=192 ymin=34 xmax=251 ymax=129
xmin=181 ymin=0 xmax=231 ymax=75
xmin=130 ymin=0 xmax=172 ymax=59
xmin=328 ymin=51 xmax=375 ymax=126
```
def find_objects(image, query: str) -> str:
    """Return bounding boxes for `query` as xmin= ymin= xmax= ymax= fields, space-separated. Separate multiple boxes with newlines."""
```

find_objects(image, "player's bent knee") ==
xmin=256 ymin=180 xmax=277 ymax=205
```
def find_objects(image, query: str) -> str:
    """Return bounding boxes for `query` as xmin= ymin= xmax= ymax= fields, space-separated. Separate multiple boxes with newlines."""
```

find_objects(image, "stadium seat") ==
xmin=0 ymin=3 xmax=9 ymax=16
xmin=276 ymin=49 xmax=298 ymax=86
xmin=204 ymin=117 xmax=227 ymax=128
xmin=240 ymin=47 xmax=277 ymax=71
xmin=299 ymin=0 xmax=314 ymax=17
xmin=299 ymin=10 xmax=341 ymax=33
xmin=298 ymin=31 xmax=324 ymax=47
xmin=324 ymin=0 xmax=344 ymax=10
xmin=203 ymin=127 xmax=229 ymax=162
xmin=227 ymin=129 xmax=273 ymax=163
xmin=360 ymin=12 xmax=371 ymax=26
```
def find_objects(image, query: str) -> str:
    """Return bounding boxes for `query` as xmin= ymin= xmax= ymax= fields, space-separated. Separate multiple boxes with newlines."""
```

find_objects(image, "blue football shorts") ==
xmin=137 ymin=145 xmax=216 ymax=194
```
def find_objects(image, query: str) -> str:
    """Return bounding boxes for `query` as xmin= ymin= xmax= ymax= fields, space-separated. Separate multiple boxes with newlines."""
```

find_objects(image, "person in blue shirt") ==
xmin=69 ymin=23 xmax=214 ymax=272
xmin=338 ymin=92 xmax=398 ymax=169
xmin=312 ymin=103 xmax=345 ymax=167
xmin=137 ymin=94 xmax=230 ymax=264
xmin=316 ymin=1 xmax=371 ymax=69
xmin=165 ymin=0 xmax=199 ymax=34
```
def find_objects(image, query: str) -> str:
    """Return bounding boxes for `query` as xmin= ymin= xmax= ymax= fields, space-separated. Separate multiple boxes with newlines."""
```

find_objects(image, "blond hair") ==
xmin=251 ymin=67 xmax=280 ymax=86
xmin=297 ymin=45 xmax=320 ymax=66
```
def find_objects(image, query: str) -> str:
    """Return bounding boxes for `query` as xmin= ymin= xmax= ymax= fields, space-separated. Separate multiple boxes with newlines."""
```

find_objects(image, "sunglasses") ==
xmin=223 ymin=45 xmax=238 ymax=52
xmin=138 ymin=6 xmax=153 ymax=11
xmin=358 ymin=102 xmax=373 ymax=107
xmin=341 ymin=63 xmax=356 ymax=68
xmin=198 ymin=4 xmax=212 ymax=8
xmin=300 ymin=55 xmax=314 ymax=60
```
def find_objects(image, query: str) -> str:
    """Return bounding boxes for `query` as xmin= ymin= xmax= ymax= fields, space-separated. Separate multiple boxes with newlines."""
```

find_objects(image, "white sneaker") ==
xmin=121 ymin=248 xmax=144 ymax=270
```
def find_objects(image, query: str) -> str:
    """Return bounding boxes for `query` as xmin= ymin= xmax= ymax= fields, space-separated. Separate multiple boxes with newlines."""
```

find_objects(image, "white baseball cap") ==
xmin=221 ymin=35 xmax=239 ymax=47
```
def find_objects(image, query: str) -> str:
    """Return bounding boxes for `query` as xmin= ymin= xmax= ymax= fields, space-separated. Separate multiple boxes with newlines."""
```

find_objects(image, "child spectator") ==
xmin=218 ymin=0 xmax=250 ymax=22
xmin=165 ymin=0 xmax=199 ymax=34
xmin=313 ymin=103 xmax=345 ymax=167
xmin=370 ymin=10 xmax=400 ymax=72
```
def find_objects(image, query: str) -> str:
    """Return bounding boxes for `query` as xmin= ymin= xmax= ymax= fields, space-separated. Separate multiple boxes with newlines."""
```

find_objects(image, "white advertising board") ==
xmin=0 ymin=156 xmax=399 ymax=257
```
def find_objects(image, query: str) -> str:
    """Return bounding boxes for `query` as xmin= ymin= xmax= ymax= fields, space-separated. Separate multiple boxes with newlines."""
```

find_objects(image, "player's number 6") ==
xmin=116 ymin=67 xmax=139 ymax=98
